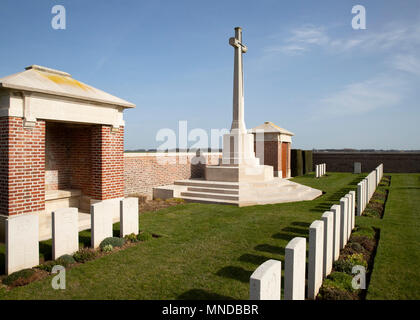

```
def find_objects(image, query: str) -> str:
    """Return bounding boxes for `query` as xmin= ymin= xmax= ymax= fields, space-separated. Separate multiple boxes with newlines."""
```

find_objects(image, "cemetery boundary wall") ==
xmin=313 ymin=152 xmax=420 ymax=173
xmin=124 ymin=152 xmax=222 ymax=199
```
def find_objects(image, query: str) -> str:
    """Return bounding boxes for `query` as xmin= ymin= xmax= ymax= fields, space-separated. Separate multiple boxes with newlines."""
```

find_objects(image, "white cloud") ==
xmin=265 ymin=20 xmax=420 ymax=56
xmin=391 ymin=54 xmax=420 ymax=76
xmin=316 ymin=75 xmax=405 ymax=118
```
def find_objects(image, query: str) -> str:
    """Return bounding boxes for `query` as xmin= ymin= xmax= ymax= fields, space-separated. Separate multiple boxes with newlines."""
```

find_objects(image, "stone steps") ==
xmin=180 ymin=196 xmax=239 ymax=205
xmin=181 ymin=191 xmax=239 ymax=201
xmin=174 ymin=179 xmax=239 ymax=189
xmin=187 ymin=186 xmax=239 ymax=195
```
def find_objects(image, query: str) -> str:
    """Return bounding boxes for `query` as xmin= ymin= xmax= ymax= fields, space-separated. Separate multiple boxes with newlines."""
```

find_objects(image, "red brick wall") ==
xmin=254 ymin=140 xmax=281 ymax=175
xmin=0 ymin=117 xmax=45 ymax=216
xmin=91 ymin=126 xmax=124 ymax=200
xmin=45 ymin=123 xmax=93 ymax=196
xmin=124 ymin=153 xmax=221 ymax=198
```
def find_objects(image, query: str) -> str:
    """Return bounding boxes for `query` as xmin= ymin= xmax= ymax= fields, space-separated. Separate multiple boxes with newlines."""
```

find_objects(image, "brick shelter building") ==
xmin=250 ymin=121 xmax=294 ymax=178
xmin=0 ymin=65 xmax=135 ymax=241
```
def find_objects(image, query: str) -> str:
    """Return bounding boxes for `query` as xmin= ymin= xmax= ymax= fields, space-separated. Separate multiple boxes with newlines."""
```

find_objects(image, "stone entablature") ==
xmin=0 ymin=65 xmax=134 ymax=130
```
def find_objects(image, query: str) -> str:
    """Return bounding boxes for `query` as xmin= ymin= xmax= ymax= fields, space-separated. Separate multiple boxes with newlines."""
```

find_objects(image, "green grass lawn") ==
xmin=0 ymin=172 xmax=418 ymax=299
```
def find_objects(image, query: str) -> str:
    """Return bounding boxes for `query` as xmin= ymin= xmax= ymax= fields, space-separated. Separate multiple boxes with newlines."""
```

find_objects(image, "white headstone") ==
xmin=354 ymin=162 xmax=361 ymax=174
xmin=91 ymin=201 xmax=113 ymax=248
xmin=357 ymin=182 xmax=363 ymax=216
xmin=120 ymin=198 xmax=139 ymax=237
xmin=249 ymin=259 xmax=281 ymax=300
xmin=6 ymin=213 xmax=39 ymax=275
xmin=284 ymin=237 xmax=306 ymax=300
xmin=308 ymin=220 xmax=324 ymax=300
xmin=340 ymin=197 xmax=348 ymax=248
xmin=349 ymin=190 xmax=356 ymax=230
xmin=330 ymin=204 xmax=341 ymax=261
xmin=321 ymin=211 xmax=333 ymax=278
xmin=316 ymin=165 xmax=319 ymax=178
xmin=52 ymin=207 xmax=79 ymax=260
xmin=345 ymin=194 xmax=352 ymax=240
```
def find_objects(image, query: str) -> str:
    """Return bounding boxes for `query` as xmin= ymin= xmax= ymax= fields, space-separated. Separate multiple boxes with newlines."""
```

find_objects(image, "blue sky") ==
xmin=1 ymin=0 xmax=419 ymax=150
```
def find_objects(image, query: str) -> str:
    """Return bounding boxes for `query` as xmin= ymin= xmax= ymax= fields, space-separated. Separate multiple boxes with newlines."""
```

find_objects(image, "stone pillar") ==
xmin=249 ymin=259 xmax=281 ymax=300
xmin=91 ymin=125 xmax=124 ymax=201
xmin=308 ymin=220 xmax=324 ymax=300
xmin=330 ymin=204 xmax=341 ymax=261
xmin=0 ymin=117 xmax=45 ymax=217
xmin=321 ymin=211 xmax=333 ymax=278
xmin=284 ymin=237 xmax=306 ymax=300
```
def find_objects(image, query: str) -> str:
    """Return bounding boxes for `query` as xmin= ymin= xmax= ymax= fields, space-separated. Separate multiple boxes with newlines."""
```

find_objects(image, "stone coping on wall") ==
xmin=124 ymin=152 xmax=222 ymax=157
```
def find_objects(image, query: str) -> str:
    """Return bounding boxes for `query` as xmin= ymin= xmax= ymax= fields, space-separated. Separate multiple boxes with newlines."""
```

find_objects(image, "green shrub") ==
xmin=318 ymin=286 xmax=357 ymax=300
xmin=302 ymin=150 xmax=313 ymax=174
xmin=137 ymin=231 xmax=153 ymax=241
xmin=99 ymin=237 xmax=125 ymax=250
xmin=37 ymin=261 xmax=57 ymax=273
xmin=334 ymin=253 xmax=367 ymax=274
xmin=57 ymin=254 xmax=76 ymax=266
xmin=348 ymin=242 xmax=363 ymax=253
xmin=291 ymin=149 xmax=303 ymax=177
xmin=324 ymin=272 xmax=355 ymax=292
xmin=102 ymin=244 xmax=113 ymax=252
xmin=2 ymin=268 xmax=36 ymax=286
xmin=124 ymin=233 xmax=138 ymax=243
xmin=73 ymin=248 xmax=98 ymax=263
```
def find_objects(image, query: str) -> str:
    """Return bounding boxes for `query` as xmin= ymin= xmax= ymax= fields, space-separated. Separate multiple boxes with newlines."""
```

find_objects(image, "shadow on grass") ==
xmin=281 ymin=227 xmax=307 ymax=236
xmin=178 ymin=289 xmax=235 ymax=300
xmin=238 ymin=253 xmax=270 ymax=266
xmin=271 ymin=232 xmax=295 ymax=241
xmin=216 ymin=266 xmax=252 ymax=283
xmin=254 ymin=244 xmax=285 ymax=256
xmin=291 ymin=222 xmax=310 ymax=228
xmin=39 ymin=241 xmax=52 ymax=262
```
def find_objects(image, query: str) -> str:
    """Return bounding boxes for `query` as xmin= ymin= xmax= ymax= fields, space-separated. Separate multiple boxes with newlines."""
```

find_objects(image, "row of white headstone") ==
xmin=315 ymin=163 xmax=326 ymax=178
xmin=356 ymin=164 xmax=383 ymax=216
xmin=249 ymin=191 xmax=356 ymax=300
xmin=5 ymin=197 xmax=139 ymax=275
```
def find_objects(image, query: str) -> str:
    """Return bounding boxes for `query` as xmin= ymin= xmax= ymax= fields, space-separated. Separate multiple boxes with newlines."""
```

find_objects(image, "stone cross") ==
xmin=229 ymin=27 xmax=248 ymax=134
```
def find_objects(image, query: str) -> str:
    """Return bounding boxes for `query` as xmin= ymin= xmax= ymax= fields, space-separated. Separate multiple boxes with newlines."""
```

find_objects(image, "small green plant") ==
xmin=37 ymin=261 xmax=57 ymax=273
xmin=352 ymin=226 xmax=375 ymax=239
xmin=137 ymin=231 xmax=153 ymax=241
xmin=334 ymin=253 xmax=367 ymax=275
xmin=73 ymin=248 xmax=98 ymax=263
xmin=99 ymin=237 xmax=125 ymax=250
xmin=124 ymin=233 xmax=138 ymax=243
xmin=102 ymin=244 xmax=113 ymax=252
xmin=57 ymin=254 xmax=76 ymax=266
xmin=2 ymin=269 xmax=36 ymax=286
